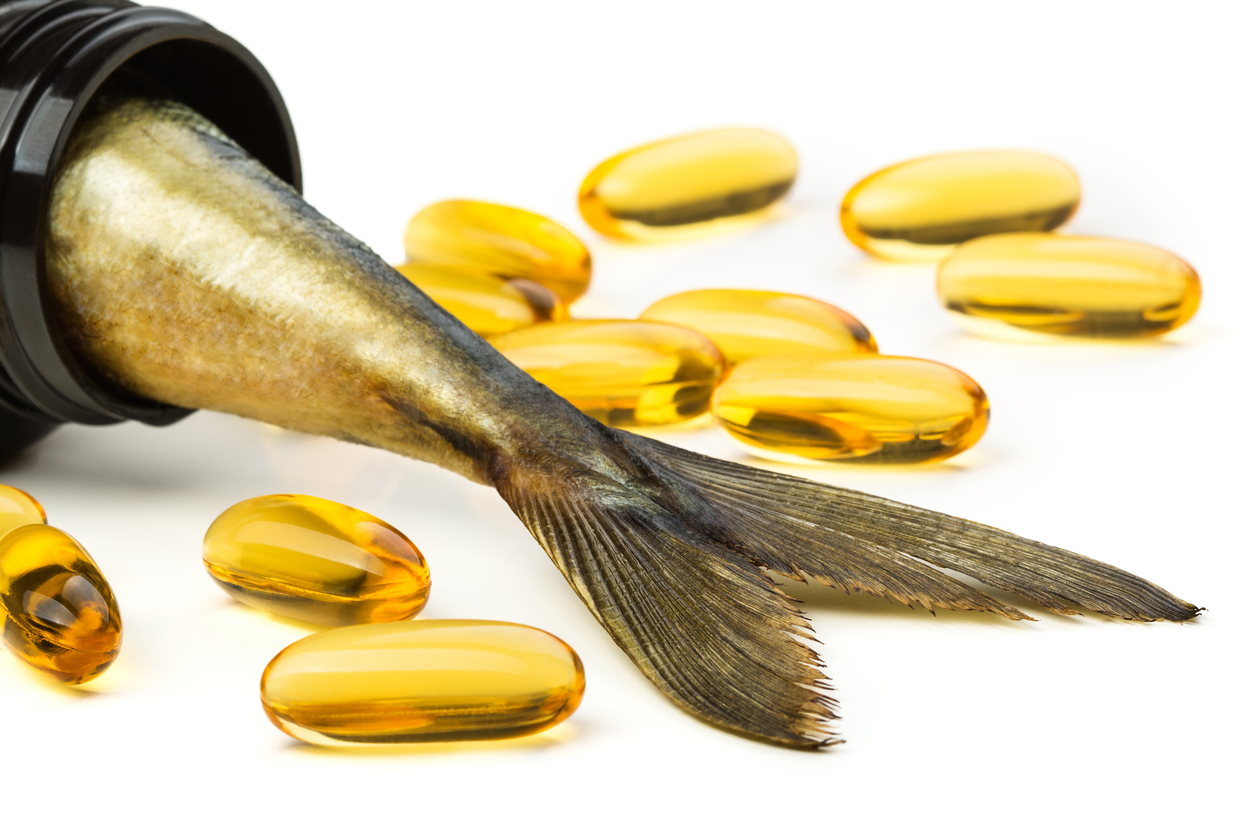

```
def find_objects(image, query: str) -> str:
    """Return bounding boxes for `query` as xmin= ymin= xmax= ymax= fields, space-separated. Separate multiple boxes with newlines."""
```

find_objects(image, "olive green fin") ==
xmin=498 ymin=463 xmax=840 ymax=749
xmin=626 ymin=434 xmax=1199 ymax=623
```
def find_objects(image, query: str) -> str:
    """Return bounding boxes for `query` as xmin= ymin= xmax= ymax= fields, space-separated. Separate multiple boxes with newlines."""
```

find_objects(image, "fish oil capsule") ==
xmin=203 ymin=494 xmax=430 ymax=626
xmin=713 ymin=354 xmax=988 ymax=464
xmin=489 ymin=320 xmax=726 ymax=426
xmin=0 ymin=524 xmax=121 ymax=684
xmin=0 ymin=485 xmax=45 ymax=538
xmin=936 ymin=233 xmax=1201 ymax=338
xmin=260 ymin=619 xmax=585 ymax=745
xmin=395 ymin=262 xmax=567 ymax=338
xmin=841 ymin=150 xmax=1080 ymax=262
xmin=639 ymin=289 xmax=876 ymax=367
xmin=578 ymin=128 xmax=798 ymax=241
xmin=403 ymin=200 xmax=592 ymax=303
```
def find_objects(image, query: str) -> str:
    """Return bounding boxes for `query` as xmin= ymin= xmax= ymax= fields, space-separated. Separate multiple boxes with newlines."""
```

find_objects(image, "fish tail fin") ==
xmin=497 ymin=452 xmax=840 ymax=748
xmin=495 ymin=430 xmax=1198 ymax=748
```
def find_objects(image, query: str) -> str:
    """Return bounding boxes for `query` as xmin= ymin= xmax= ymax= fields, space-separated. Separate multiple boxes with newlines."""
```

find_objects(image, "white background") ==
xmin=3 ymin=0 xmax=1249 ymax=832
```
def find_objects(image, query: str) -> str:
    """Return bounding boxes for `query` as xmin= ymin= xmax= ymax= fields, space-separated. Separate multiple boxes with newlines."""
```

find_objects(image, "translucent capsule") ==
xmin=639 ymin=289 xmax=876 ymax=367
xmin=0 ymin=484 xmax=45 ymax=538
xmin=395 ymin=262 xmax=567 ymax=338
xmin=713 ymin=354 xmax=989 ymax=464
xmin=403 ymin=200 xmax=591 ymax=303
xmin=203 ymin=494 xmax=430 ymax=626
xmin=489 ymin=320 xmax=726 ymax=426
xmin=936 ymin=233 xmax=1201 ymax=338
xmin=578 ymin=128 xmax=798 ymax=241
xmin=260 ymin=620 xmax=585 ymax=745
xmin=0 ymin=524 xmax=121 ymax=684
xmin=841 ymin=150 xmax=1081 ymax=262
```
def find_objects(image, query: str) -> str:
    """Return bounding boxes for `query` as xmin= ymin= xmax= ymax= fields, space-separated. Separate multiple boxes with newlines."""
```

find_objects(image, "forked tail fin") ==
xmin=496 ymin=429 xmax=1199 ymax=748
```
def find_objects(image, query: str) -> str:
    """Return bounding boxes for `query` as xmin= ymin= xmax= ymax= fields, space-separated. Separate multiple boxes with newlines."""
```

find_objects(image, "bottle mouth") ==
xmin=0 ymin=0 xmax=301 ymax=432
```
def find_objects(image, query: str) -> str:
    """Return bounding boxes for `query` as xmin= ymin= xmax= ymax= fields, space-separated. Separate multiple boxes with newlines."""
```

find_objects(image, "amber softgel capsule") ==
xmin=203 ymin=494 xmax=431 ymax=626
xmin=578 ymin=128 xmax=798 ymax=241
xmin=490 ymin=320 xmax=726 ymax=426
xmin=395 ymin=262 xmax=567 ymax=338
xmin=0 ymin=524 xmax=122 ymax=684
xmin=713 ymin=354 xmax=989 ymax=464
xmin=640 ymin=289 xmax=876 ymax=367
xmin=936 ymin=233 xmax=1201 ymax=338
xmin=0 ymin=484 xmax=45 ymax=537
xmin=260 ymin=620 xmax=585 ymax=745
xmin=403 ymin=199 xmax=592 ymax=303
xmin=841 ymin=150 xmax=1081 ymax=262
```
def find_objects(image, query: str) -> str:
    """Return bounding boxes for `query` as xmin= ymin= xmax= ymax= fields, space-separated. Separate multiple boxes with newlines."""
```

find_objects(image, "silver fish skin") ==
xmin=44 ymin=94 xmax=1199 ymax=748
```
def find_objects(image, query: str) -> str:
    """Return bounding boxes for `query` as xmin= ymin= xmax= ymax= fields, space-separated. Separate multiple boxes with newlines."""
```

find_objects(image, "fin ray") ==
xmin=629 ymin=435 xmax=1198 ymax=622
xmin=500 ymin=465 xmax=839 ymax=748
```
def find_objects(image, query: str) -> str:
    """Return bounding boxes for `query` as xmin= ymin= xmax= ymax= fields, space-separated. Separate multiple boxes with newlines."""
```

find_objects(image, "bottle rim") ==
xmin=0 ymin=0 xmax=301 ymax=433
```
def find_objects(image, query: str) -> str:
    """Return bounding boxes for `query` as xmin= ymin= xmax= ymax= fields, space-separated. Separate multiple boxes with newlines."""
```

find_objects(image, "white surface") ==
xmin=3 ymin=0 xmax=1249 ymax=832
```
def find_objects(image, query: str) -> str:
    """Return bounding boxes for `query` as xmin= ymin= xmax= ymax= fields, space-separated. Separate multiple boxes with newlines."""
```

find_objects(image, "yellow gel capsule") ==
xmin=403 ymin=199 xmax=591 ymax=303
xmin=640 ymin=289 xmax=877 ymax=367
xmin=0 ymin=484 xmax=45 ymax=538
xmin=578 ymin=128 xmax=798 ymax=241
xmin=936 ymin=233 xmax=1201 ymax=338
xmin=713 ymin=354 xmax=989 ymax=464
xmin=489 ymin=320 xmax=726 ymax=426
xmin=260 ymin=619 xmax=585 ymax=745
xmin=395 ymin=262 xmax=567 ymax=338
xmin=202 ymin=494 xmax=430 ymax=626
xmin=0 ymin=524 xmax=121 ymax=684
xmin=841 ymin=150 xmax=1081 ymax=262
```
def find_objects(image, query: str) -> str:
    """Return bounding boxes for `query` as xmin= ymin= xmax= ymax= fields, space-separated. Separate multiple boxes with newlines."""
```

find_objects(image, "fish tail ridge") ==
xmin=623 ymin=433 xmax=1200 ymax=623
xmin=494 ymin=429 xmax=1198 ymax=748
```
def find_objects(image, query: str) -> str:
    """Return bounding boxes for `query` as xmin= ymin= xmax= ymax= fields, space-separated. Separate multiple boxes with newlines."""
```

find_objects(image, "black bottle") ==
xmin=0 ymin=0 xmax=300 ymax=460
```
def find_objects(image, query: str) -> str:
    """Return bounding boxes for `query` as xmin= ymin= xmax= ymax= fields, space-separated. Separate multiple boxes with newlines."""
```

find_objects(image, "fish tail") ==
xmin=496 ymin=429 xmax=1198 ymax=748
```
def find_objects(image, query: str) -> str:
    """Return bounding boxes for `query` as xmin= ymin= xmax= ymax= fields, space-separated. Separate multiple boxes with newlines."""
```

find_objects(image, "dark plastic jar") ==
xmin=0 ymin=0 xmax=300 ymax=460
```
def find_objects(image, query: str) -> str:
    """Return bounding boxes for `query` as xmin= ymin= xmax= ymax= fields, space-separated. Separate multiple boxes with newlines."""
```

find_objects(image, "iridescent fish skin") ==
xmin=43 ymin=93 xmax=1199 ymax=748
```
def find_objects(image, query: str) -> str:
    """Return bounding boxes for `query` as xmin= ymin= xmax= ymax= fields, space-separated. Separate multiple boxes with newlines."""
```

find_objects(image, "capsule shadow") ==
xmin=278 ymin=723 xmax=578 ymax=759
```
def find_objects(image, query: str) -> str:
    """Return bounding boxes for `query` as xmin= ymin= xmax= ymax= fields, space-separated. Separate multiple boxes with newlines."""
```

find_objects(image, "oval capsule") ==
xmin=936 ymin=233 xmax=1201 ymax=338
xmin=841 ymin=150 xmax=1081 ymax=262
xmin=203 ymin=494 xmax=430 ymax=626
xmin=403 ymin=200 xmax=591 ymax=303
xmin=713 ymin=354 xmax=989 ymax=464
xmin=578 ymin=128 xmax=798 ymax=241
xmin=260 ymin=620 xmax=585 ymax=745
xmin=490 ymin=320 xmax=726 ymax=426
xmin=0 ymin=524 xmax=122 ymax=684
xmin=395 ymin=263 xmax=567 ymax=338
xmin=0 ymin=484 xmax=45 ymax=538
xmin=640 ymin=289 xmax=876 ymax=367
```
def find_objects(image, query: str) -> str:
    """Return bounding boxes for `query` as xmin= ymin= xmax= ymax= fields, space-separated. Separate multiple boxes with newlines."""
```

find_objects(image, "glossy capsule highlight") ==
xmin=489 ymin=320 xmax=726 ymax=426
xmin=395 ymin=263 xmax=567 ymax=338
xmin=260 ymin=620 xmax=585 ymax=745
xmin=578 ymin=128 xmax=798 ymax=241
xmin=203 ymin=494 xmax=430 ymax=626
xmin=0 ymin=484 xmax=45 ymax=537
xmin=403 ymin=199 xmax=592 ymax=303
xmin=841 ymin=150 xmax=1080 ymax=262
xmin=937 ymin=233 xmax=1201 ymax=338
xmin=0 ymin=524 xmax=121 ymax=684
xmin=640 ymin=289 xmax=876 ymax=367
xmin=713 ymin=354 xmax=989 ymax=464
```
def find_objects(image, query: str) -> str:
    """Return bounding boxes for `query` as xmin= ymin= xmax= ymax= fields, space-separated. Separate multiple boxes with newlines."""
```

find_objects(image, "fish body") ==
xmin=44 ymin=93 xmax=1198 ymax=748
